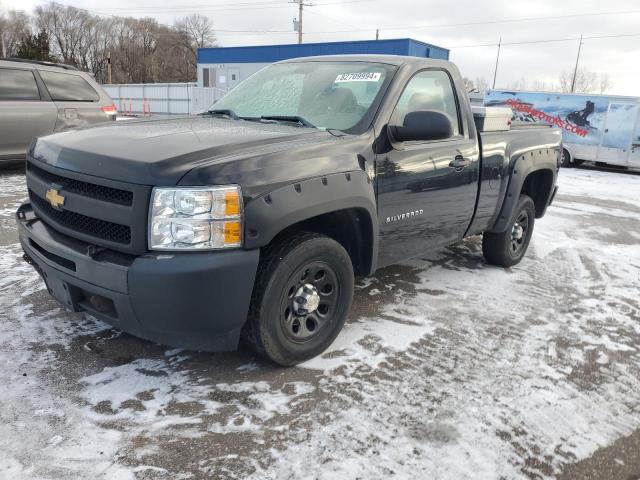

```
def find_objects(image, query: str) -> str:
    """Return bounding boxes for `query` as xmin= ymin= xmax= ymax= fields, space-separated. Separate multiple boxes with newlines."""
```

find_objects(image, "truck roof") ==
xmin=278 ymin=54 xmax=452 ymax=68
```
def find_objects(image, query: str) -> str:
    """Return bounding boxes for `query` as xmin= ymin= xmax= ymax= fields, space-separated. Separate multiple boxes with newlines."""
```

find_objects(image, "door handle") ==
xmin=449 ymin=156 xmax=471 ymax=170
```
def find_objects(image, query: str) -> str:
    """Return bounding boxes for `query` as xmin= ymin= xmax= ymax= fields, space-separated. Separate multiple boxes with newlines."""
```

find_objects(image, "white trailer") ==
xmin=485 ymin=90 xmax=640 ymax=168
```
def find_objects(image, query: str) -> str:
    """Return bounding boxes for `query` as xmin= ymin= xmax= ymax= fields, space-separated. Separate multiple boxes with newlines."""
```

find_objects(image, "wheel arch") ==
xmin=243 ymin=170 xmax=378 ymax=276
xmin=520 ymin=169 xmax=555 ymax=218
xmin=562 ymin=145 xmax=574 ymax=164
xmin=488 ymin=147 xmax=558 ymax=233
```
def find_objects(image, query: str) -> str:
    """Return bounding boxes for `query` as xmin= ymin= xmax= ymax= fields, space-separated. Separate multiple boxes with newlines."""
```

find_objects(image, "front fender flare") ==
xmin=243 ymin=170 xmax=378 ymax=274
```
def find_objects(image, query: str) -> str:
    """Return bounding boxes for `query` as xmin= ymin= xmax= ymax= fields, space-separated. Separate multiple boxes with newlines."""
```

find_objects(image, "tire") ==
xmin=482 ymin=194 xmax=536 ymax=268
xmin=561 ymin=148 xmax=573 ymax=167
xmin=242 ymin=232 xmax=354 ymax=366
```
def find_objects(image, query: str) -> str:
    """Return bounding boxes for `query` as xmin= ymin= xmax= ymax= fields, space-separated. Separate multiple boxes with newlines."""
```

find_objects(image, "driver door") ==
xmin=376 ymin=69 xmax=479 ymax=266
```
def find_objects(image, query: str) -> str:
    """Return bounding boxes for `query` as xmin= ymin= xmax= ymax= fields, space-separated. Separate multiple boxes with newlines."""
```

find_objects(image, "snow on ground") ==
xmin=0 ymin=167 xmax=639 ymax=479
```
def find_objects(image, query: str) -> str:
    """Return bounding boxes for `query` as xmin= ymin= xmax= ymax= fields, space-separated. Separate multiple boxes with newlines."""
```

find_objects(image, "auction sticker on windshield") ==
xmin=335 ymin=72 xmax=382 ymax=82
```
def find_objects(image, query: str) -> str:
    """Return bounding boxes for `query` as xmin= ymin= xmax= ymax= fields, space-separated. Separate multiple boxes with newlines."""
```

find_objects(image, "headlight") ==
xmin=149 ymin=186 xmax=242 ymax=250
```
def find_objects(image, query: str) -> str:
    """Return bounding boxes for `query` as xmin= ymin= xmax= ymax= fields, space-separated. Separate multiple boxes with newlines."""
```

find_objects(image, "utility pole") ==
xmin=107 ymin=51 xmax=112 ymax=84
xmin=570 ymin=34 xmax=583 ymax=93
xmin=297 ymin=0 xmax=303 ymax=44
xmin=492 ymin=37 xmax=501 ymax=89
xmin=292 ymin=0 xmax=312 ymax=44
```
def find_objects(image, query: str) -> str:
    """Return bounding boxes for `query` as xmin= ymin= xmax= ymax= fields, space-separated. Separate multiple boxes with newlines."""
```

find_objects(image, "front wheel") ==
xmin=482 ymin=194 xmax=536 ymax=267
xmin=243 ymin=232 xmax=354 ymax=366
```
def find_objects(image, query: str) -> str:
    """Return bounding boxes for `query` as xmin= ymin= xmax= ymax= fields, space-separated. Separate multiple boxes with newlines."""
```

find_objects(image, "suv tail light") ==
xmin=101 ymin=104 xmax=117 ymax=117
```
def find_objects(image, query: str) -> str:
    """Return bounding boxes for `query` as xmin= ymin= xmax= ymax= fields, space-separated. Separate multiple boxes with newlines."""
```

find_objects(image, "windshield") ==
xmin=211 ymin=61 xmax=395 ymax=132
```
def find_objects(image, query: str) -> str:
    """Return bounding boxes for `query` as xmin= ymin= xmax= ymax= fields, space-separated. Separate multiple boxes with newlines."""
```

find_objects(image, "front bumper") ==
xmin=16 ymin=202 xmax=260 ymax=351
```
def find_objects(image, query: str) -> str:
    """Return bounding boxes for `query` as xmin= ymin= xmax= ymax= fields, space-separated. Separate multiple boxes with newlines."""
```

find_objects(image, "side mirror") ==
xmin=390 ymin=110 xmax=453 ymax=143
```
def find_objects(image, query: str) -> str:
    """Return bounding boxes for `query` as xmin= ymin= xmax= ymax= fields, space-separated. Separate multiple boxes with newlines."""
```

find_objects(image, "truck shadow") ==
xmin=41 ymin=235 xmax=489 ymax=384
xmin=574 ymin=162 xmax=640 ymax=176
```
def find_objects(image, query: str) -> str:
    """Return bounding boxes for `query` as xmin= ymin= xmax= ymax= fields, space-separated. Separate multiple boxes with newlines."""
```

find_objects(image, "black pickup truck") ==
xmin=17 ymin=55 xmax=561 ymax=365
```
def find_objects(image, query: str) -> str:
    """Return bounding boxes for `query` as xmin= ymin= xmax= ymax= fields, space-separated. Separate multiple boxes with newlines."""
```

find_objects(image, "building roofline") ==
xmin=197 ymin=38 xmax=447 ymax=53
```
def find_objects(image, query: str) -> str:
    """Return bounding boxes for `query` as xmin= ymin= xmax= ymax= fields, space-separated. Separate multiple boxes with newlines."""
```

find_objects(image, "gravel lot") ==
xmin=1 ymin=165 xmax=639 ymax=480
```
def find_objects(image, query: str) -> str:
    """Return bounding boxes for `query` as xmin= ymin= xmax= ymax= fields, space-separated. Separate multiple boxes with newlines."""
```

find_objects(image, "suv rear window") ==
xmin=0 ymin=68 xmax=40 ymax=101
xmin=39 ymin=70 xmax=99 ymax=102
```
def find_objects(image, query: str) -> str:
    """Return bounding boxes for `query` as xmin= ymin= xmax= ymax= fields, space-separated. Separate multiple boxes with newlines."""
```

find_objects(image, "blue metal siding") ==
xmin=198 ymin=38 xmax=449 ymax=64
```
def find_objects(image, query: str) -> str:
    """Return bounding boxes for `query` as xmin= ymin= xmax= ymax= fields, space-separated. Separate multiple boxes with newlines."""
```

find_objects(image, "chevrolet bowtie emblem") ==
xmin=45 ymin=187 xmax=66 ymax=210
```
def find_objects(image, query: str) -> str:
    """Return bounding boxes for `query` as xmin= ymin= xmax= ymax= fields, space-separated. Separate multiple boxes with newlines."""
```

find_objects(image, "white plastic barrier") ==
xmin=102 ymin=83 xmax=227 ymax=115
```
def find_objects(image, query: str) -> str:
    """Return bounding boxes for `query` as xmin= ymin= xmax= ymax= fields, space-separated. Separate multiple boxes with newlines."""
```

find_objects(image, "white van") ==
xmin=485 ymin=90 xmax=640 ymax=168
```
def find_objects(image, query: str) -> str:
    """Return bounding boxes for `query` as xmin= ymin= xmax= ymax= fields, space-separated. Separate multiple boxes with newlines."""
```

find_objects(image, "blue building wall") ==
xmin=198 ymin=38 xmax=449 ymax=64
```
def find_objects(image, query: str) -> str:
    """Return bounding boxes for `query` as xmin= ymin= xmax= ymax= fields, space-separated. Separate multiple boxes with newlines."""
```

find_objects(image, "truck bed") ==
xmin=468 ymin=125 xmax=562 ymax=235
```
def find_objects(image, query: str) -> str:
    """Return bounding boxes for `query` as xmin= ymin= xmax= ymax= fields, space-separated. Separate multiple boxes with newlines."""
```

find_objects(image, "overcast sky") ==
xmin=2 ymin=0 xmax=639 ymax=95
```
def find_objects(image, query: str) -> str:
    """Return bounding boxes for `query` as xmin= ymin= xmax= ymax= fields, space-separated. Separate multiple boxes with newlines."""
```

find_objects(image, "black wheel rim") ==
xmin=510 ymin=211 xmax=529 ymax=256
xmin=280 ymin=261 xmax=340 ymax=344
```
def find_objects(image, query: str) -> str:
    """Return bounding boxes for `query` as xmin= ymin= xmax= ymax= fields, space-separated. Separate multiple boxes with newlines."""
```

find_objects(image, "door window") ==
xmin=0 ymin=68 xmax=40 ymax=101
xmin=39 ymin=70 xmax=99 ymax=102
xmin=391 ymin=70 xmax=460 ymax=137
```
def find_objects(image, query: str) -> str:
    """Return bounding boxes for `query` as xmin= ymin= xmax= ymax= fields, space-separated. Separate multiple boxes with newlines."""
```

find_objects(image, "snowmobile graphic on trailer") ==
xmin=485 ymin=90 xmax=640 ymax=168
xmin=566 ymin=101 xmax=595 ymax=128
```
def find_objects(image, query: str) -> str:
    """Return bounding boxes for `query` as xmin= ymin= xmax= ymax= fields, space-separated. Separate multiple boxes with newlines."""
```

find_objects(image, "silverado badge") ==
xmin=45 ymin=186 xmax=66 ymax=210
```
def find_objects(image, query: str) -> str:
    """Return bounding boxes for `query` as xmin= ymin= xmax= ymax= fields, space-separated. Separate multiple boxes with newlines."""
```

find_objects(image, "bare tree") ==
xmin=175 ymin=14 xmax=216 ymax=50
xmin=530 ymin=79 xmax=555 ymax=92
xmin=35 ymin=3 xmax=94 ymax=67
xmin=462 ymin=77 xmax=475 ymax=92
xmin=174 ymin=14 xmax=217 ymax=70
xmin=506 ymin=77 xmax=529 ymax=91
xmin=598 ymin=73 xmax=613 ymax=94
xmin=558 ymin=68 xmax=612 ymax=94
xmin=5 ymin=3 xmax=218 ymax=83
xmin=474 ymin=77 xmax=489 ymax=93
xmin=0 ymin=10 xmax=31 ymax=58
xmin=462 ymin=77 xmax=489 ymax=93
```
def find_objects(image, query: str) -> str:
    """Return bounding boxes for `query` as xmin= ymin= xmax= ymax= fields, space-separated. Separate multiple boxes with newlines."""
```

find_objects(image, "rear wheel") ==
xmin=243 ymin=232 xmax=354 ymax=366
xmin=561 ymin=148 xmax=584 ymax=168
xmin=482 ymin=194 xmax=536 ymax=267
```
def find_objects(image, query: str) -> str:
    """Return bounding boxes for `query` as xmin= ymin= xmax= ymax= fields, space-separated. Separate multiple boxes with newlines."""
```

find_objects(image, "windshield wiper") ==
xmin=205 ymin=109 xmax=239 ymax=120
xmin=260 ymin=115 xmax=316 ymax=128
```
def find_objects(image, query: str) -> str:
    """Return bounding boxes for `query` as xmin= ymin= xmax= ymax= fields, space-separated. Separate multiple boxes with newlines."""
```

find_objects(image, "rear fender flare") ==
xmin=489 ymin=148 xmax=558 ymax=233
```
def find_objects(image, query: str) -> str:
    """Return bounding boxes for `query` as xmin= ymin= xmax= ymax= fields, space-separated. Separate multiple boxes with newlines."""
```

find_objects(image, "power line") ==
xmin=305 ymin=8 xmax=353 ymax=29
xmin=89 ymin=0 xmax=370 ymax=14
xmin=36 ymin=1 xmax=640 ymax=33
xmin=282 ymin=8 xmax=640 ymax=35
xmin=81 ymin=6 xmax=640 ymax=33
xmin=448 ymin=32 xmax=640 ymax=49
xmin=365 ymin=9 xmax=640 ymax=34
xmin=32 ymin=1 xmax=640 ymax=49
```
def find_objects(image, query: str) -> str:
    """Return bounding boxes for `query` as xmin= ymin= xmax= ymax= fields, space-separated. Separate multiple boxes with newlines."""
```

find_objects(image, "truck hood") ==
xmin=31 ymin=116 xmax=329 ymax=185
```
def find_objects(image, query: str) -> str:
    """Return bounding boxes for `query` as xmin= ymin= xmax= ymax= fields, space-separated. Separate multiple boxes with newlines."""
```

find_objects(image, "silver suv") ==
xmin=0 ymin=58 xmax=116 ymax=165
